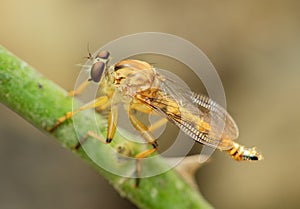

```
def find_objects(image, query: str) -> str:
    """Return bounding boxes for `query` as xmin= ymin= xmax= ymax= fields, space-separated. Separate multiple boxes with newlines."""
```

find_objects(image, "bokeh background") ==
xmin=1 ymin=0 xmax=300 ymax=208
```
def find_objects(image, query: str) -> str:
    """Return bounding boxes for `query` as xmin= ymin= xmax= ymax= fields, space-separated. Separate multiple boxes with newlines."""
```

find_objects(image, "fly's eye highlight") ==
xmin=97 ymin=51 xmax=110 ymax=60
xmin=91 ymin=61 xmax=105 ymax=82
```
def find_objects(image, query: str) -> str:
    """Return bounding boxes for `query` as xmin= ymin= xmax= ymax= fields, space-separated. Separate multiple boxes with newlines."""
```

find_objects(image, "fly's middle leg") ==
xmin=106 ymin=104 xmax=118 ymax=143
xmin=74 ymin=102 xmax=118 ymax=149
xmin=129 ymin=102 xmax=168 ymax=133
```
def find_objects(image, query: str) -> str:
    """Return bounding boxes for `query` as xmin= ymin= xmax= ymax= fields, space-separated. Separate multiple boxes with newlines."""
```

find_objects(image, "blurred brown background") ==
xmin=1 ymin=0 xmax=300 ymax=208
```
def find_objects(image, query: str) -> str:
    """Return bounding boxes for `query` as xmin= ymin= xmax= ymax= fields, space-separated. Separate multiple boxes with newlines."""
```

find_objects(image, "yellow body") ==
xmin=109 ymin=59 xmax=263 ymax=161
xmin=50 ymin=54 xmax=263 ymax=162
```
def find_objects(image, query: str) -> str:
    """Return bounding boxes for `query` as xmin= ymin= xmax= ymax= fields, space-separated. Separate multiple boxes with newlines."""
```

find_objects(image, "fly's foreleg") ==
xmin=48 ymin=95 xmax=109 ymax=132
xmin=69 ymin=79 xmax=90 ymax=96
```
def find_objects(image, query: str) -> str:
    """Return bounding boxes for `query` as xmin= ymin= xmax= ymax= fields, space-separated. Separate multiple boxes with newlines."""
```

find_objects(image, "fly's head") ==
xmin=89 ymin=51 xmax=110 ymax=83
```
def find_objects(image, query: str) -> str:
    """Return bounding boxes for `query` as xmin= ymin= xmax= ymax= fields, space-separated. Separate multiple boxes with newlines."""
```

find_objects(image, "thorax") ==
xmin=112 ymin=59 xmax=161 ymax=97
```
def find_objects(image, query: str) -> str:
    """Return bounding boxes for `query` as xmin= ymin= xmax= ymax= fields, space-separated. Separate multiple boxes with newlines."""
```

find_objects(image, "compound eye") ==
xmin=91 ymin=61 xmax=105 ymax=82
xmin=97 ymin=51 xmax=110 ymax=60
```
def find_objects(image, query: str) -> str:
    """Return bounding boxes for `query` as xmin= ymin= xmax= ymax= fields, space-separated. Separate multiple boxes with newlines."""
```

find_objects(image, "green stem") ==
xmin=0 ymin=45 xmax=213 ymax=209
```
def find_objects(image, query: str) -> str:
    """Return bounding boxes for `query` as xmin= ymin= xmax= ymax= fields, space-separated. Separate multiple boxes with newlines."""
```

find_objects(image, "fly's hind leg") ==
xmin=128 ymin=102 xmax=161 ymax=187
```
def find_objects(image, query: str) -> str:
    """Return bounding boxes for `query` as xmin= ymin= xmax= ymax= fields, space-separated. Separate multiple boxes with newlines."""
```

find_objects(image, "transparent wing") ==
xmin=136 ymin=68 xmax=238 ymax=150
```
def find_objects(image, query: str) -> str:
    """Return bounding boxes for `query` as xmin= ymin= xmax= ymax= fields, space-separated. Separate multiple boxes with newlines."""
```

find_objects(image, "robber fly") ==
xmin=49 ymin=51 xmax=263 ymax=162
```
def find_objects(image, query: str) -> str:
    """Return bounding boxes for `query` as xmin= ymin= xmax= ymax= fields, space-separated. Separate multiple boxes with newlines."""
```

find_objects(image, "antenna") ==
xmin=84 ymin=42 xmax=93 ymax=60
